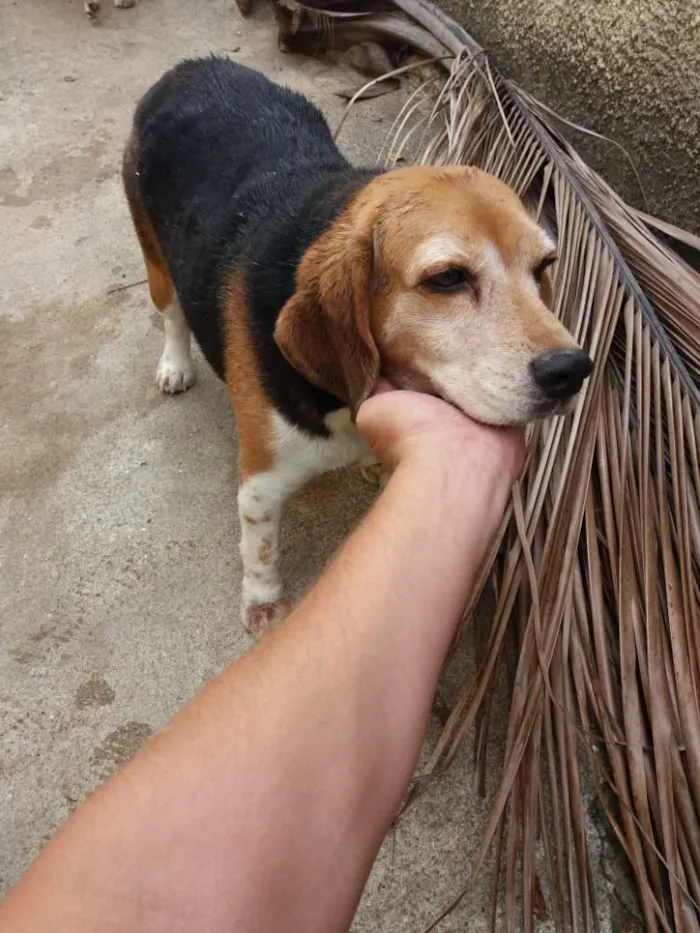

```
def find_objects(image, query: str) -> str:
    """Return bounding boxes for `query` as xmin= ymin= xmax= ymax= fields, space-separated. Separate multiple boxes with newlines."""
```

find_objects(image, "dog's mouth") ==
xmin=382 ymin=365 xmax=584 ymax=427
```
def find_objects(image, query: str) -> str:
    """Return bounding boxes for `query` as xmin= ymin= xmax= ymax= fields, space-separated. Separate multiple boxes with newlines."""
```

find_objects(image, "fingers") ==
xmin=357 ymin=388 xmax=526 ymax=481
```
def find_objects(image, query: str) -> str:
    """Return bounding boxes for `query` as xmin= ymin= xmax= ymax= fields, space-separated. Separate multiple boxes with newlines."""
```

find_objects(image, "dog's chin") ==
xmin=383 ymin=366 xmax=436 ymax=397
xmin=383 ymin=368 xmax=581 ymax=426
xmin=384 ymin=367 xmax=520 ymax=425
xmin=444 ymin=393 xmax=582 ymax=428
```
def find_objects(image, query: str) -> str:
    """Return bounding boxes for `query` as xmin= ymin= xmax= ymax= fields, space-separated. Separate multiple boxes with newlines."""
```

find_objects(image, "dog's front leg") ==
xmin=237 ymin=469 xmax=293 ymax=637
xmin=358 ymin=451 xmax=388 ymax=489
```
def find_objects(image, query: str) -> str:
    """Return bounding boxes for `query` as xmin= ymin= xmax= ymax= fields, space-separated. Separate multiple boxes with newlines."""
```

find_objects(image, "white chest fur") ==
xmin=271 ymin=407 xmax=370 ymax=489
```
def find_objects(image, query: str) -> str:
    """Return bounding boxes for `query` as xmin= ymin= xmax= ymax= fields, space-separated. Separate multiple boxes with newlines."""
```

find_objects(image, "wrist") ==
xmin=397 ymin=440 xmax=514 ymax=488
xmin=392 ymin=449 xmax=514 ymax=525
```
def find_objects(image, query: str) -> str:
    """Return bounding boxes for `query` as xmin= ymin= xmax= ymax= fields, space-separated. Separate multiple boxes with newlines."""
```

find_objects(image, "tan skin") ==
xmin=0 ymin=383 xmax=524 ymax=933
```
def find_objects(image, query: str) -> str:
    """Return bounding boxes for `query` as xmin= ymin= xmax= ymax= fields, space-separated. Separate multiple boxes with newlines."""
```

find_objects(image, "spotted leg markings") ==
xmin=156 ymin=296 xmax=196 ymax=394
xmin=238 ymin=473 xmax=289 ymax=635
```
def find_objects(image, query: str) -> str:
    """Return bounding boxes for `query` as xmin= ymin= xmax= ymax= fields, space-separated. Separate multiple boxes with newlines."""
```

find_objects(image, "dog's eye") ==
xmin=422 ymin=267 xmax=474 ymax=293
xmin=533 ymin=255 xmax=557 ymax=283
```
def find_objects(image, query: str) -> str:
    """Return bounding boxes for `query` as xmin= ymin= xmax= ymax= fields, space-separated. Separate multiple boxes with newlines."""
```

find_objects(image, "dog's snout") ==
xmin=531 ymin=349 xmax=593 ymax=400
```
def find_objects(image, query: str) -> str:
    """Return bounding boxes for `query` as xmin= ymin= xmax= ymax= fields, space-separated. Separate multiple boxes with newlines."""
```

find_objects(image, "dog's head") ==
xmin=274 ymin=166 xmax=591 ymax=424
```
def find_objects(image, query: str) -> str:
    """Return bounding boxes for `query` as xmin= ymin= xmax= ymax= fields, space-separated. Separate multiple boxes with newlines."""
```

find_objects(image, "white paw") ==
xmin=242 ymin=598 xmax=291 ymax=637
xmin=156 ymin=355 xmax=196 ymax=395
xmin=84 ymin=0 xmax=100 ymax=16
xmin=114 ymin=0 xmax=135 ymax=7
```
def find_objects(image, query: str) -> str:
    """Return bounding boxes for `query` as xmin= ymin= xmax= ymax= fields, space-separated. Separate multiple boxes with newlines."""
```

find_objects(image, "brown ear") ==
xmin=274 ymin=209 xmax=380 ymax=418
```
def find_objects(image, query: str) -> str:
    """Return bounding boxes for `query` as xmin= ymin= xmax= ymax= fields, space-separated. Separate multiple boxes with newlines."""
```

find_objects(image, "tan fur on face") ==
xmin=275 ymin=165 xmax=584 ymax=426
xmin=372 ymin=167 xmax=577 ymax=424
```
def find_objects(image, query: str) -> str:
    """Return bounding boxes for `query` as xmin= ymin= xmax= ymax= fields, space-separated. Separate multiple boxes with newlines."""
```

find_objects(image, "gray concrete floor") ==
xmin=0 ymin=2 xmax=611 ymax=930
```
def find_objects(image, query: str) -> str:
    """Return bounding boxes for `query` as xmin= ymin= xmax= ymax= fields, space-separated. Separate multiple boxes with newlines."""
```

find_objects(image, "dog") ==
xmin=122 ymin=57 xmax=592 ymax=635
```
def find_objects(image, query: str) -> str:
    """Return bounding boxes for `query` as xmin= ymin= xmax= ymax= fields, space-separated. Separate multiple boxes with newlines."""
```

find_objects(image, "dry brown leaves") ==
xmin=272 ymin=2 xmax=700 ymax=929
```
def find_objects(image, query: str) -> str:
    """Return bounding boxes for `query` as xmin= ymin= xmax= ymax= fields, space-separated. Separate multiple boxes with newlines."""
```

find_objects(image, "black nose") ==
xmin=531 ymin=349 xmax=593 ymax=399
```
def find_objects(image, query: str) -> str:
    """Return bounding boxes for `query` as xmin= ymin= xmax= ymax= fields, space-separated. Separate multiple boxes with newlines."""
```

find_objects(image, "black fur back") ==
xmin=131 ymin=57 xmax=381 ymax=436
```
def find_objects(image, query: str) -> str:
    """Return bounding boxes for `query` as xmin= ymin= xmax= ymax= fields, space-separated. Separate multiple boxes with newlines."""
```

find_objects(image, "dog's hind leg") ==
xmin=154 ymin=297 xmax=196 ymax=395
xmin=122 ymin=132 xmax=195 ymax=394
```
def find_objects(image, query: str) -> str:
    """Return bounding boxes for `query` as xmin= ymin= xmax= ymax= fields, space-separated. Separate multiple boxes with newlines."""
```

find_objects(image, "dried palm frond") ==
xmin=269 ymin=2 xmax=700 ymax=930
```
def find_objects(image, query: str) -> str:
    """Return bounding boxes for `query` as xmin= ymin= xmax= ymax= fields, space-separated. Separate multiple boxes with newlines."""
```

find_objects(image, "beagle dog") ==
xmin=122 ymin=57 xmax=592 ymax=635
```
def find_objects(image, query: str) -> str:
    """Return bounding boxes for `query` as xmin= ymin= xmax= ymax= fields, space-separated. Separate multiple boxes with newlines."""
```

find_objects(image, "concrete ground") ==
xmin=0 ymin=2 xmax=614 ymax=930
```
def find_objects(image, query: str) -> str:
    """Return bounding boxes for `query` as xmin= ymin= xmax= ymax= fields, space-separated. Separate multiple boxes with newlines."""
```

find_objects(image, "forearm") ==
xmin=0 ymin=456 xmax=511 ymax=933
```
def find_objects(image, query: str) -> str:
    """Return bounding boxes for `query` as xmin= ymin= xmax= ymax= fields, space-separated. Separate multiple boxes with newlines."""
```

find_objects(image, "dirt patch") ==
xmin=92 ymin=721 xmax=153 ymax=777
xmin=11 ymin=615 xmax=89 ymax=666
xmin=0 ymin=133 xmax=114 ymax=207
xmin=75 ymin=675 xmax=115 ymax=709
xmin=30 ymin=215 xmax=54 ymax=230
xmin=0 ymin=289 xmax=155 ymax=498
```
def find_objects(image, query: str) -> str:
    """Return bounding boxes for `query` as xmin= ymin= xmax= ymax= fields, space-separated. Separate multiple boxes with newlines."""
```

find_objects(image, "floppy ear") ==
xmin=274 ymin=210 xmax=380 ymax=418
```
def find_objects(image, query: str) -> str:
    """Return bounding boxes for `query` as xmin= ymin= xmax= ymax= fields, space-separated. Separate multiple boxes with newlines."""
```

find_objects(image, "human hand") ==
xmin=356 ymin=381 xmax=525 ymax=485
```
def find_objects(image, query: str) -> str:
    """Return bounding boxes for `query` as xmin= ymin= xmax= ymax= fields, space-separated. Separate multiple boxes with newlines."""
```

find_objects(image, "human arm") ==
xmin=0 ymin=388 xmax=523 ymax=933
